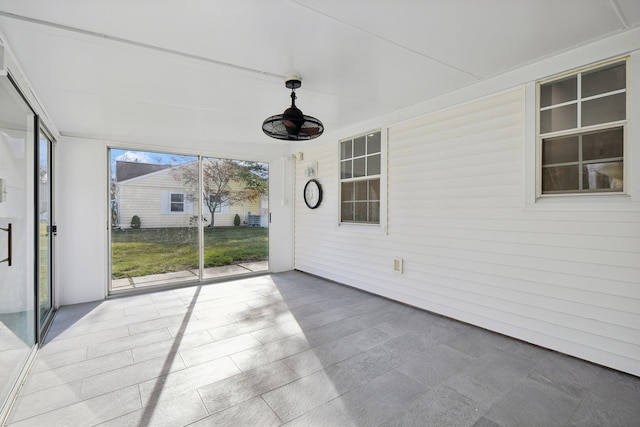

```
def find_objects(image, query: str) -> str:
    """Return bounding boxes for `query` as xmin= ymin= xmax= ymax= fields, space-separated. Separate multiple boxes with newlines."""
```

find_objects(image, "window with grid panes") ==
xmin=170 ymin=193 xmax=185 ymax=212
xmin=340 ymin=131 xmax=381 ymax=223
xmin=539 ymin=60 xmax=626 ymax=194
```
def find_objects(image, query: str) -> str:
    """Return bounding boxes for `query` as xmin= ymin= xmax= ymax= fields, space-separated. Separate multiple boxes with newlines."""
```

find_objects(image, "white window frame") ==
xmin=161 ymin=190 xmax=193 ymax=215
xmin=337 ymin=129 xmax=387 ymax=233
xmin=536 ymin=57 xmax=628 ymax=198
xmin=170 ymin=192 xmax=185 ymax=212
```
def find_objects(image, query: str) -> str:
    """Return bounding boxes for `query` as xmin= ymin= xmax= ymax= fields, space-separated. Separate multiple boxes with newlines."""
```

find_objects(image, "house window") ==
xmin=207 ymin=194 xmax=229 ymax=214
xmin=539 ymin=60 xmax=626 ymax=194
xmin=170 ymin=193 xmax=185 ymax=212
xmin=340 ymin=130 xmax=381 ymax=223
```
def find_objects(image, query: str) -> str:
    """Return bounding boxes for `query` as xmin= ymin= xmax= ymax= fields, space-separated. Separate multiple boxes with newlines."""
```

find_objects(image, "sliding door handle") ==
xmin=1 ymin=223 xmax=11 ymax=266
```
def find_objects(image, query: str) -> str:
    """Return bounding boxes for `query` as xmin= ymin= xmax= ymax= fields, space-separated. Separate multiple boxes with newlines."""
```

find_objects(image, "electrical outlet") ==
xmin=393 ymin=257 xmax=403 ymax=274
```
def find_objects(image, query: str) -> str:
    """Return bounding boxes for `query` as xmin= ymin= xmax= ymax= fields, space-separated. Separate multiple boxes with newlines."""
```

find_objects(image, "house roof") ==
xmin=0 ymin=2 xmax=638 ymax=146
xmin=116 ymin=161 xmax=172 ymax=182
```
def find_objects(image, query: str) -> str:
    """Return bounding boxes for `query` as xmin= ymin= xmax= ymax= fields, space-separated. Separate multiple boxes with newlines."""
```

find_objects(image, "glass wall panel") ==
xmin=109 ymin=149 xmax=199 ymax=290
xmin=201 ymin=157 xmax=268 ymax=280
xmin=110 ymin=151 xmax=269 ymax=290
xmin=0 ymin=77 xmax=36 ymax=419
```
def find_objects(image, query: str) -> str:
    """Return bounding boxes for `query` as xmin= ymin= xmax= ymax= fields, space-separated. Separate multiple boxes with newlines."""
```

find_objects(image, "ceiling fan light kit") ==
xmin=262 ymin=77 xmax=324 ymax=141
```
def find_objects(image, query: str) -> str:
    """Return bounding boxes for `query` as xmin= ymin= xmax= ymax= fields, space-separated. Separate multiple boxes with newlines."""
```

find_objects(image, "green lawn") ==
xmin=111 ymin=227 xmax=268 ymax=279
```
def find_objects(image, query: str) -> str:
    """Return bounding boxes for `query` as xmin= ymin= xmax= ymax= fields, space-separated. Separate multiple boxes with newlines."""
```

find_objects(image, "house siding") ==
xmin=294 ymin=88 xmax=640 ymax=376
xmin=117 ymin=167 xmax=261 ymax=229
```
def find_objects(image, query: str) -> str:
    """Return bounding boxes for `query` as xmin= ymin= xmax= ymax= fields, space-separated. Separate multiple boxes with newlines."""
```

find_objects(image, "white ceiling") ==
xmin=0 ymin=1 xmax=639 ymax=147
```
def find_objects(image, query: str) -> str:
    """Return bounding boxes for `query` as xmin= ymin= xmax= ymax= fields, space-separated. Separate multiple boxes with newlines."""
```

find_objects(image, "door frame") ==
xmin=35 ymin=119 xmax=56 ymax=344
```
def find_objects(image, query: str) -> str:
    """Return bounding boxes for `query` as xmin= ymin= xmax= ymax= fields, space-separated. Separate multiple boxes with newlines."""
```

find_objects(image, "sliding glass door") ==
xmin=0 ymin=77 xmax=36 ymax=420
xmin=200 ymin=157 xmax=269 ymax=279
xmin=109 ymin=149 xmax=268 ymax=292
xmin=37 ymin=129 xmax=53 ymax=329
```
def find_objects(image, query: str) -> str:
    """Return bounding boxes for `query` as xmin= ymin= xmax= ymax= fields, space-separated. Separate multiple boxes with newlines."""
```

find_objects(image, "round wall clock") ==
xmin=303 ymin=179 xmax=323 ymax=209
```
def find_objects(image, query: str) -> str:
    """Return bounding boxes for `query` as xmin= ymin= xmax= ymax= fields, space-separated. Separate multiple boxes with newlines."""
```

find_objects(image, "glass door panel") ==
xmin=201 ymin=157 xmax=268 ymax=280
xmin=38 ymin=132 xmax=52 ymax=326
xmin=0 ymin=77 xmax=36 ymax=418
xmin=109 ymin=149 xmax=199 ymax=291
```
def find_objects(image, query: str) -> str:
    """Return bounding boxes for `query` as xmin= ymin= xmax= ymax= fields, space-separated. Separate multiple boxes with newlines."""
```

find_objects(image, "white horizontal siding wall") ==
xmin=294 ymin=88 xmax=640 ymax=376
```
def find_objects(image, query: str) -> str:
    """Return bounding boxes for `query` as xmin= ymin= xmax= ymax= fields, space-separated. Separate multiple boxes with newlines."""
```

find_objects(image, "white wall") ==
xmin=56 ymin=138 xmax=107 ymax=305
xmin=294 ymin=45 xmax=640 ymax=375
xmin=56 ymin=137 xmax=294 ymax=305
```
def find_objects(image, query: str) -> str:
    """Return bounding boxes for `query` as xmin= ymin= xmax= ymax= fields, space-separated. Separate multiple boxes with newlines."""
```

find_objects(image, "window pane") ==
xmin=340 ymin=140 xmax=352 ymax=160
xmin=540 ymin=104 xmax=577 ymax=133
xmin=341 ymin=182 xmax=354 ymax=202
xmin=171 ymin=193 xmax=184 ymax=202
xmin=540 ymin=76 xmax=577 ymax=107
xmin=368 ymin=202 xmax=380 ymax=224
xmin=542 ymin=136 xmax=578 ymax=165
xmin=583 ymin=162 xmax=623 ymax=191
xmin=341 ymin=160 xmax=352 ymax=179
xmin=367 ymin=154 xmax=381 ymax=176
xmin=353 ymin=157 xmax=366 ymax=177
xmin=582 ymin=63 xmax=625 ymax=98
xmin=367 ymin=132 xmax=381 ymax=154
xmin=341 ymin=202 xmax=354 ymax=221
xmin=354 ymin=202 xmax=368 ymax=222
xmin=581 ymin=93 xmax=626 ymax=127
xmin=542 ymin=165 xmax=579 ymax=192
xmin=355 ymin=180 xmax=368 ymax=200
xmin=368 ymin=179 xmax=380 ymax=200
xmin=582 ymin=128 xmax=623 ymax=161
xmin=354 ymin=136 xmax=366 ymax=157
xmin=170 ymin=203 xmax=183 ymax=212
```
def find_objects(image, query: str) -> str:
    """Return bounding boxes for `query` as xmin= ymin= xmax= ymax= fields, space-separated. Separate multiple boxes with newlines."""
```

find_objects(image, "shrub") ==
xmin=234 ymin=213 xmax=241 ymax=226
xmin=130 ymin=215 xmax=141 ymax=229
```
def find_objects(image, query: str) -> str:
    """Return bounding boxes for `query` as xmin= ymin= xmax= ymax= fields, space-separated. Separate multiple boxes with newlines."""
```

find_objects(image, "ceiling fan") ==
xmin=262 ymin=77 xmax=324 ymax=141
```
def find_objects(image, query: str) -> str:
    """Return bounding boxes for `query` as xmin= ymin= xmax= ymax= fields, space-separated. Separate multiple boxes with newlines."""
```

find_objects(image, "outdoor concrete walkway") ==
xmin=111 ymin=261 xmax=269 ymax=290
xmin=8 ymin=271 xmax=640 ymax=426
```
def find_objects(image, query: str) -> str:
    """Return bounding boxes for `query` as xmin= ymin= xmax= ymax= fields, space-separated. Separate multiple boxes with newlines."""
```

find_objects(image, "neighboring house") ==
xmin=114 ymin=161 xmax=265 ymax=229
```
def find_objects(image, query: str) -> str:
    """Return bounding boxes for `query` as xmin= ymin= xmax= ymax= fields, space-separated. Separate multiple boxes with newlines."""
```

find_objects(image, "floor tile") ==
xmin=7 ymin=385 xmax=141 ymax=427
xmin=281 ymin=336 xmax=364 ymax=377
xmin=397 ymin=343 xmax=474 ymax=388
xmin=138 ymin=356 xmax=241 ymax=406
xmin=179 ymin=332 xmax=262 ymax=367
xmin=190 ymin=396 xmax=281 ymax=427
xmin=261 ymin=369 xmax=345 ymax=422
xmin=379 ymin=384 xmax=487 ymax=427
xmin=484 ymin=376 xmax=580 ymax=427
xmin=198 ymin=361 xmax=299 ymax=414
xmin=86 ymin=328 xmax=172 ymax=359
xmin=20 ymin=350 xmax=133 ymax=394
xmin=285 ymin=370 xmax=428 ymax=427
xmin=131 ymin=330 xmax=215 ymax=364
xmin=80 ymin=353 xmax=186 ymax=399
xmin=95 ymin=390 xmax=208 ymax=427
xmin=7 ymin=380 xmax=83 ymax=423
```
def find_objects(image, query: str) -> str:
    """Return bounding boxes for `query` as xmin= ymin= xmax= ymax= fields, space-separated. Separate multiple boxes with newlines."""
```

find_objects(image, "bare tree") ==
xmin=170 ymin=158 xmax=267 ymax=228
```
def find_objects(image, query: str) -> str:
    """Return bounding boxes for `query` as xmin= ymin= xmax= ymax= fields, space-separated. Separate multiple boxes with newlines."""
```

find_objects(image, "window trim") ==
xmin=170 ymin=192 xmax=185 ymax=212
xmin=536 ymin=57 xmax=629 ymax=198
xmin=337 ymin=128 xmax=388 ymax=233
xmin=161 ymin=190 xmax=193 ymax=215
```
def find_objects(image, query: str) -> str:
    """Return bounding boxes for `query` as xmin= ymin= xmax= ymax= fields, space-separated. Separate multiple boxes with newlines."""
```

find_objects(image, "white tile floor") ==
xmin=7 ymin=271 xmax=640 ymax=426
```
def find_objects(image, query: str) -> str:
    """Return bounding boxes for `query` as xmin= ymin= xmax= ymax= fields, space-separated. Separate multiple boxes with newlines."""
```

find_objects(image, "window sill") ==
xmin=337 ymin=222 xmax=387 ymax=235
xmin=525 ymin=192 xmax=640 ymax=211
